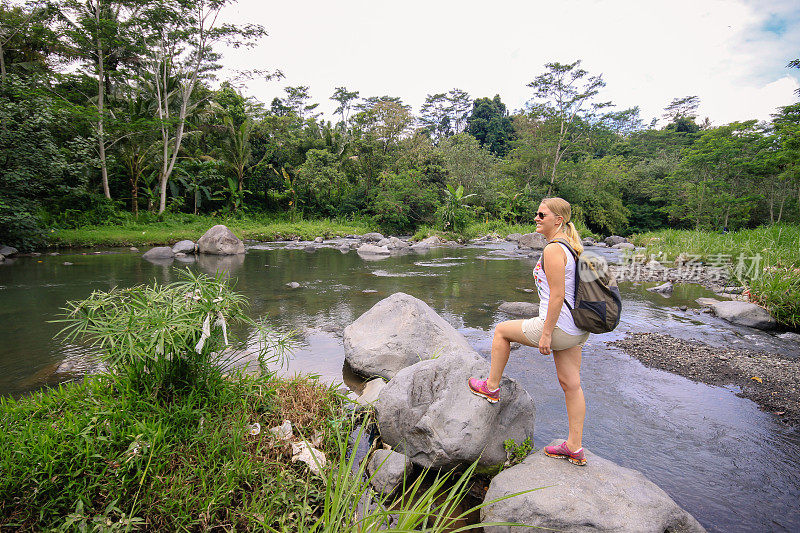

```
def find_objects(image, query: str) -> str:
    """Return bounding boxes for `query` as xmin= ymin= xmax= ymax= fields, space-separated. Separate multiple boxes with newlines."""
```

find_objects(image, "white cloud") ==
xmin=215 ymin=0 xmax=800 ymax=125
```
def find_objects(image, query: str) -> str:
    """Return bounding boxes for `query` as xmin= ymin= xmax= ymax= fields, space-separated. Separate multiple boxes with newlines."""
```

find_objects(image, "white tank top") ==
xmin=533 ymin=242 xmax=585 ymax=335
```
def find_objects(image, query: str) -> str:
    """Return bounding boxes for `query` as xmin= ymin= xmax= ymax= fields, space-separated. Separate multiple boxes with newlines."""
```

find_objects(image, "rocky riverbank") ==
xmin=608 ymin=332 xmax=800 ymax=426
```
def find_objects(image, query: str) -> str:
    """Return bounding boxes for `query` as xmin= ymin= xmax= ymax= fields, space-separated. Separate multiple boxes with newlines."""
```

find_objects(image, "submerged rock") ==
xmin=482 ymin=441 xmax=706 ymax=533
xmin=343 ymin=292 xmax=474 ymax=380
xmin=647 ymin=281 xmax=673 ymax=295
xmin=498 ymin=301 xmax=539 ymax=317
xmin=357 ymin=244 xmax=390 ymax=257
xmin=197 ymin=225 xmax=245 ymax=255
xmin=286 ymin=282 xmax=301 ymax=289
xmin=375 ymin=351 xmax=535 ymax=469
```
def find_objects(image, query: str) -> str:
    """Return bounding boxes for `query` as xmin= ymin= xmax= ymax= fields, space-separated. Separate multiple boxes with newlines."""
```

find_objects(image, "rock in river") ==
xmin=197 ymin=225 xmax=245 ymax=255
xmin=171 ymin=240 xmax=196 ymax=254
xmin=517 ymin=233 xmax=547 ymax=250
xmin=343 ymin=292 xmax=474 ymax=380
xmin=142 ymin=246 xmax=175 ymax=260
xmin=711 ymin=301 xmax=776 ymax=330
xmin=0 ymin=245 xmax=18 ymax=257
xmin=481 ymin=440 xmax=706 ymax=532
xmin=498 ymin=301 xmax=539 ymax=317
xmin=375 ymin=350 xmax=536 ymax=469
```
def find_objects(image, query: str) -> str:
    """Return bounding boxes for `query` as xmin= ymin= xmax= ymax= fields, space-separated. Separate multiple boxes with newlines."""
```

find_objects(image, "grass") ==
xmin=0 ymin=372 xmax=346 ymax=530
xmin=631 ymin=224 xmax=800 ymax=327
xmin=46 ymin=213 xmax=378 ymax=248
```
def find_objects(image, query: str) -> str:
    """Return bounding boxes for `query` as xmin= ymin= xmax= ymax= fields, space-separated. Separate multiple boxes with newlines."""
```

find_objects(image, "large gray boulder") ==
xmin=517 ymin=233 xmax=547 ymax=250
xmin=343 ymin=292 xmax=474 ymax=380
xmin=197 ymin=225 xmax=245 ymax=255
xmin=498 ymin=302 xmax=539 ymax=317
xmin=387 ymin=236 xmax=409 ymax=249
xmin=0 ymin=245 xmax=18 ymax=257
xmin=375 ymin=351 xmax=535 ymax=469
xmin=482 ymin=441 xmax=706 ymax=533
xmin=613 ymin=242 xmax=635 ymax=250
xmin=142 ymin=246 xmax=175 ymax=260
xmin=506 ymin=233 xmax=523 ymax=242
xmin=172 ymin=240 xmax=196 ymax=254
xmin=711 ymin=301 xmax=776 ymax=330
xmin=367 ymin=449 xmax=413 ymax=495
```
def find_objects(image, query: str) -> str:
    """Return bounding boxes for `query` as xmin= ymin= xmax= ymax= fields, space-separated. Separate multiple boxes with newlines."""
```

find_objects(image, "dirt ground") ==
xmin=608 ymin=332 xmax=800 ymax=427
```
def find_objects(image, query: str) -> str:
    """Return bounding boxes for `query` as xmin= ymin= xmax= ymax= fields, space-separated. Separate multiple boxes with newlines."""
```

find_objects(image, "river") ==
xmin=1 ymin=240 xmax=798 ymax=532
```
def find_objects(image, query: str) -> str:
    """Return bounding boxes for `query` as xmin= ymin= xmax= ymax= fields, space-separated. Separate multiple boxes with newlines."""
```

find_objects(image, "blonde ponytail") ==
xmin=564 ymin=221 xmax=584 ymax=255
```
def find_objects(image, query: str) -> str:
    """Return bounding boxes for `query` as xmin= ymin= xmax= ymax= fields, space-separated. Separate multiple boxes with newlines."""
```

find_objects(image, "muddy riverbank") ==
xmin=609 ymin=332 xmax=800 ymax=426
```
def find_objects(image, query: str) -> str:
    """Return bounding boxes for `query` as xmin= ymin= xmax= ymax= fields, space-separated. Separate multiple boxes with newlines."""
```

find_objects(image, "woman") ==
xmin=468 ymin=197 xmax=590 ymax=466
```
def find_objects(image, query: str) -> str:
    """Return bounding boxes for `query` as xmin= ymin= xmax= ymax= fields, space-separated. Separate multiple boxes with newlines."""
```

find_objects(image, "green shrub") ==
xmin=56 ymin=269 xmax=293 ymax=401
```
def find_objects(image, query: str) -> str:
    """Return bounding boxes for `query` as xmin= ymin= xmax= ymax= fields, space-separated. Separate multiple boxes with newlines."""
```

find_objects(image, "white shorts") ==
xmin=521 ymin=316 xmax=589 ymax=351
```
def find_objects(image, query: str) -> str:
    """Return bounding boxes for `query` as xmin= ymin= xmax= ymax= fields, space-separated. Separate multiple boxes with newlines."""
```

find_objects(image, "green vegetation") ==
xmin=503 ymin=437 xmax=535 ymax=466
xmin=2 ymin=1 xmax=798 ymax=251
xmin=48 ymin=214 xmax=376 ymax=247
xmin=633 ymin=225 xmax=800 ymax=327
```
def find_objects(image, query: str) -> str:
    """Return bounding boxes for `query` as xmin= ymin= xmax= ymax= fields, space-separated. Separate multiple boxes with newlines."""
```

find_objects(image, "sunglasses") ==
xmin=534 ymin=212 xmax=548 ymax=219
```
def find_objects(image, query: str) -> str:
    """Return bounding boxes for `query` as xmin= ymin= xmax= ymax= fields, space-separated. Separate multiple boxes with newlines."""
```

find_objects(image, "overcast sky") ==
xmin=215 ymin=0 xmax=800 ymax=126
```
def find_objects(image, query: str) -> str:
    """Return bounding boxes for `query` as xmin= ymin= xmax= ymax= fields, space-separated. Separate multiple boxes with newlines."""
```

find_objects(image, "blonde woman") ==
xmin=468 ymin=197 xmax=590 ymax=466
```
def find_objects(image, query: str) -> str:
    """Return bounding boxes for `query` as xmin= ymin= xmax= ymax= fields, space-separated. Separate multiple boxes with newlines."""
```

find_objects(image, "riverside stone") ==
xmin=171 ymin=240 xmax=196 ymax=254
xmin=711 ymin=301 xmax=776 ymax=330
xmin=356 ymin=378 xmax=386 ymax=406
xmin=343 ymin=292 xmax=474 ymax=380
xmin=357 ymin=244 xmax=391 ymax=256
xmin=647 ymin=281 xmax=673 ymax=294
xmin=0 ymin=245 xmax=18 ymax=257
xmin=506 ymin=233 xmax=523 ymax=242
xmin=482 ymin=441 xmax=706 ymax=533
xmin=367 ymin=449 xmax=413 ymax=495
xmin=518 ymin=233 xmax=547 ymax=250
xmin=361 ymin=232 xmax=385 ymax=242
xmin=613 ymin=242 xmax=635 ymax=250
xmin=197 ymin=225 xmax=245 ymax=255
xmin=142 ymin=246 xmax=175 ymax=260
xmin=375 ymin=351 xmax=536 ymax=469
xmin=498 ymin=302 xmax=539 ymax=317
xmin=605 ymin=235 xmax=627 ymax=246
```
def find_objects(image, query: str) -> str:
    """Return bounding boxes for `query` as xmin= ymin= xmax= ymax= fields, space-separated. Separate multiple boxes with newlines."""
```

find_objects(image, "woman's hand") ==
xmin=539 ymin=332 xmax=552 ymax=355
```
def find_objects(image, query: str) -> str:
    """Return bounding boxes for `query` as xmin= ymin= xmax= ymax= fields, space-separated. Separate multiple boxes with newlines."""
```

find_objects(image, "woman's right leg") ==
xmin=486 ymin=320 xmax=536 ymax=390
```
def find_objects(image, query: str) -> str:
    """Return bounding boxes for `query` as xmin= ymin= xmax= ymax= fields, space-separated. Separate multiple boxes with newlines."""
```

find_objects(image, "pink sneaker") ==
xmin=468 ymin=378 xmax=499 ymax=403
xmin=544 ymin=441 xmax=587 ymax=466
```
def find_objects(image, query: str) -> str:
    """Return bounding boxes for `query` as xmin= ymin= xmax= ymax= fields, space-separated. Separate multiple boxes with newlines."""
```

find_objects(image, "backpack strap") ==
xmin=541 ymin=238 xmax=580 ymax=311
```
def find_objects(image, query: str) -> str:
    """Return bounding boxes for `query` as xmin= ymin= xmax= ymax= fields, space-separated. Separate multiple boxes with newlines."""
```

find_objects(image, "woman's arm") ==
xmin=540 ymin=243 xmax=568 ymax=355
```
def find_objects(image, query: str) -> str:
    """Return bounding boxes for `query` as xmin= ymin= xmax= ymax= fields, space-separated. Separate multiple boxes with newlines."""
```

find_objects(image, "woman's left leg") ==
xmin=553 ymin=344 xmax=584 ymax=452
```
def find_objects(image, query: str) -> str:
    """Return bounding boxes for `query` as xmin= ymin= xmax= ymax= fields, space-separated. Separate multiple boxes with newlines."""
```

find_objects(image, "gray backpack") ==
xmin=543 ymin=238 xmax=622 ymax=333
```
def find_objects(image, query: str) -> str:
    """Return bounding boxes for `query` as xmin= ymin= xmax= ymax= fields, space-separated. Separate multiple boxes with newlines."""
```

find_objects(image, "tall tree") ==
xmin=58 ymin=0 xmax=141 ymax=199
xmin=330 ymin=86 xmax=359 ymax=127
xmin=138 ymin=0 xmax=267 ymax=213
xmin=526 ymin=60 xmax=609 ymax=195
xmin=466 ymin=95 xmax=514 ymax=156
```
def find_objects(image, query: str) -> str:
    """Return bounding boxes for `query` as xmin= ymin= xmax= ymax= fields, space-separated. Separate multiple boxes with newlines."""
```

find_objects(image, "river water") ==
xmin=1 ymin=241 xmax=798 ymax=532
